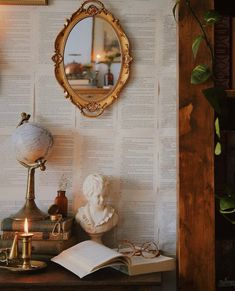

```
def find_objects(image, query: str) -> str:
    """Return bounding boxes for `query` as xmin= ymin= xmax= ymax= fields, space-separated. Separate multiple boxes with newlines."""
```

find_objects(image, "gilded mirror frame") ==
xmin=52 ymin=0 xmax=132 ymax=117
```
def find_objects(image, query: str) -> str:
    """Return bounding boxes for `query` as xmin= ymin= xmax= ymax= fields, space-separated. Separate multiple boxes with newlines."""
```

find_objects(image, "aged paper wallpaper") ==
xmin=0 ymin=0 xmax=176 ymax=288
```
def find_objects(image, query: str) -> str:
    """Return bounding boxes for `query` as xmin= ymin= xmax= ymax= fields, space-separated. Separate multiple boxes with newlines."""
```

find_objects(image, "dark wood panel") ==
xmin=215 ymin=0 xmax=235 ymax=17
xmin=214 ymin=16 xmax=232 ymax=89
xmin=178 ymin=0 xmax=215 ymax=290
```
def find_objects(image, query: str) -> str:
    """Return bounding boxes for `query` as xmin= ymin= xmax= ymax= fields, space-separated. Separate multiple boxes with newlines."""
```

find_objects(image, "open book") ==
xmin=51 ymin=240 xmax=175 ymax=278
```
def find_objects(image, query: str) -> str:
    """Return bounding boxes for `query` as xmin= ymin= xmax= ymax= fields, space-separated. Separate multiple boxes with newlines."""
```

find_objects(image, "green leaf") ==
xmin=215 ymin=117 xmax=220 ymax=139
xmin=202 ymin=86 xmax=226 ymax=114
xmin=220 ymin=196 xmax=235 ymax=213
xmin=215 ymin=142 xmax=221 ymax=155
xmin=220 ymin=209 xmax=235 ymax=214
xmin=172 ymin=0 xmax=180 ymax=21
xmin=204 ymin=10 xmax=220 ymax=25
xmin=192 ymin=35 xmax=204 ymax=59
xmin=191 ymin=64 xmax=211 ymax=84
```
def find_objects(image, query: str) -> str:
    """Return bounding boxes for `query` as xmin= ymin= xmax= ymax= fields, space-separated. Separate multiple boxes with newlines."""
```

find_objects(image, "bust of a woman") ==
xmin=75 ymin=174 xmax=118 ymax=243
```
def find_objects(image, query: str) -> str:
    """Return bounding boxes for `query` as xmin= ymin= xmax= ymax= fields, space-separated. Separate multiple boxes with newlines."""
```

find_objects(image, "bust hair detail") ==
xmin=83 ymin=173 xmax=108 ymax=199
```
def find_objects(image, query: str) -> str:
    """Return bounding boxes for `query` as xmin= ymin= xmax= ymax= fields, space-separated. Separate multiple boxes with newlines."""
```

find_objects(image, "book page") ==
xmin=51 ymin=240 xmax=127 ymax=278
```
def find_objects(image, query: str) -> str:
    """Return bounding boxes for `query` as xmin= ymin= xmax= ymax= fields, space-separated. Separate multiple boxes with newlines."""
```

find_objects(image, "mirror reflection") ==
xmin=64 ymin=16 xmax=121 ymax=100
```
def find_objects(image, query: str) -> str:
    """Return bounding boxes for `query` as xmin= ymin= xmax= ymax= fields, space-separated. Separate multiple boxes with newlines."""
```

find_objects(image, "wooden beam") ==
xmin=178 ymin=1 xmax=215 ymax=290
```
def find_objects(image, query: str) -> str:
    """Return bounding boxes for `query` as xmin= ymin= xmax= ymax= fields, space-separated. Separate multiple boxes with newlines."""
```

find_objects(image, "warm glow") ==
xmin=96 ymin=54 xmax=101 ymax=62
xmin=24 ymin=218 xmax=29 ymax=234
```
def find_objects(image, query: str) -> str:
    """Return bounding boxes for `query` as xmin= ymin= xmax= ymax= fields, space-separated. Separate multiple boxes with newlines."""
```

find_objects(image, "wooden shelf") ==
xmin=0 ymin=262 xmax=162 ymax=291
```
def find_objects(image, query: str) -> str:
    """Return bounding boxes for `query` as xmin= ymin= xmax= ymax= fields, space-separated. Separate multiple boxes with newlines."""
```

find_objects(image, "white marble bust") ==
xmin=76 ymin=174 xmax=118 ymax=243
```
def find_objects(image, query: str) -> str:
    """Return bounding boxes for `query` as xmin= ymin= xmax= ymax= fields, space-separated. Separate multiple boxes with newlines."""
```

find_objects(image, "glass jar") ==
xmin=104 ymin=68 xmax=114 ymax=86
xmin=54 ymin=190 xmax=68 ymax=217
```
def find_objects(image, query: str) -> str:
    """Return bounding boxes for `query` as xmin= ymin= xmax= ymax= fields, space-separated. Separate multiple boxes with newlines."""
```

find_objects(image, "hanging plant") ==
xmin=174 ymin=0 xmax=235 ymax=223
xmin=174 ymin=0 xmax=223 ymax=154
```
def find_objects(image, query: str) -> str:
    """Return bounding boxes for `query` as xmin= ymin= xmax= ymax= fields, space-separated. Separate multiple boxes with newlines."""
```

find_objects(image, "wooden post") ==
xmin=178 ymin=1 xmax=215 ymax=290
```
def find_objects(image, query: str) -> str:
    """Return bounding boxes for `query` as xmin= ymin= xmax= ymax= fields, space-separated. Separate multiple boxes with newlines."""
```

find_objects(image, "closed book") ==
xmin=0 ymin=236 xmax=77 ymax=255
xmin=1 ymin=217 xmax=74 ymax=232
xmin=1 ymin=230 xmax=71 ymax=241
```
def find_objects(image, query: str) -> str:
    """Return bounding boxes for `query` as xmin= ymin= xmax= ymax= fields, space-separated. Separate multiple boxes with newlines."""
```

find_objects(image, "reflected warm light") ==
xmin=96 ymin=54 xmax=101 ymax=63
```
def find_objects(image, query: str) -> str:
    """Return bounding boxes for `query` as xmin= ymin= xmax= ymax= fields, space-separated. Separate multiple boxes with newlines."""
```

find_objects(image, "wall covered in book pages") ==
xmin=0 ymin=0 xmax=176 ymax=289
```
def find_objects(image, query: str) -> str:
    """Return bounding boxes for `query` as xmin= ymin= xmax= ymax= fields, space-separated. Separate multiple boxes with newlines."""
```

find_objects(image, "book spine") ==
xmin=1 ymin=217 xmax=74 ymax=232
xmin=0 ymin=237 xmax=77 ymax=255
xmin=1 ymin=231 xmax=71 ymax=241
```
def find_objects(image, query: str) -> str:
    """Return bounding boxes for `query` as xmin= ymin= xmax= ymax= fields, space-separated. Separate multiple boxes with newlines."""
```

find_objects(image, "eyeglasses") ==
xmin=118 ymin=240 xmax=160 ymax=259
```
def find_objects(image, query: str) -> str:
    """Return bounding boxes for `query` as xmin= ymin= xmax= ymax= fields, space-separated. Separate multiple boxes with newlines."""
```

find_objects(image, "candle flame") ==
xmin=24 ymin=218 xmax=28 ymax=234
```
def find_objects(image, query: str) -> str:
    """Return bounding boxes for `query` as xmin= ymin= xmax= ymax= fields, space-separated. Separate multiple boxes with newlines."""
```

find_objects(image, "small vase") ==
xmin=54 ymin=190 xmax=68 ymax=217
xmin=104 ymin=68 xmax=114 ymax=86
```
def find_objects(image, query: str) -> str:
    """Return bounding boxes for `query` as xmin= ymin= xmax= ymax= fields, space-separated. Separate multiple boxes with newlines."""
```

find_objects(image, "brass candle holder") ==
xmin=20 ymin=232 xmax=34 ymax=270
xmin=18 ymin=218 xmax=34 ymax=269
xmin=0 ymin=218 xmax=47 ymax=272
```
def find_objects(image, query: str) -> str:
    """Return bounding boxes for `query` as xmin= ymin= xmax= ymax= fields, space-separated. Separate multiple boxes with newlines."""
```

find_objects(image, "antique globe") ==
xmin=11 ymin=113 xmax=53 ymax=221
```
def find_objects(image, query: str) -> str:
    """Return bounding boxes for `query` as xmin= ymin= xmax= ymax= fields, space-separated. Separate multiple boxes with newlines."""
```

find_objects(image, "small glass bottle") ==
xmin=104 ymin=68 xmax=114 ymax=86
xmin=54 ymin=190 xmax=68 ymax=217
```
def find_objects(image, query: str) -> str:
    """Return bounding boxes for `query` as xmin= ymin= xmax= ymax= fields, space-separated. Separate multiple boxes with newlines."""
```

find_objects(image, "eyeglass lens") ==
xmin=141 ymin=241 xmax=159 ymax=258
xmin=118 ymin=241 xmax=136 ymax=257
xmin=118 ymin=240 xmax=159 ymax=258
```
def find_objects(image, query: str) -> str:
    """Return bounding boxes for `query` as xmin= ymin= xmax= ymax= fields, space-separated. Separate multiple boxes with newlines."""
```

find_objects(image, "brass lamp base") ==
xmin=11 ymin=200 xmax=48 ymax=221
xmin=11 ymin=160 xmax=48 ymax=221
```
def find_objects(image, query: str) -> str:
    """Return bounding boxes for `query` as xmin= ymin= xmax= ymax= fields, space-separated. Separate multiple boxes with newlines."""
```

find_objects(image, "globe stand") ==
xmin=11 ymin=159 xmax=49 ymax=221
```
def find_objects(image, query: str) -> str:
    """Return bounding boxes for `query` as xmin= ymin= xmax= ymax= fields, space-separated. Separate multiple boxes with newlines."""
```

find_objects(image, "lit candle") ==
xmin=20 ymin=218 xmax=34 ymax=270
xmin=24 ymin=217 xmax=29 ymax=233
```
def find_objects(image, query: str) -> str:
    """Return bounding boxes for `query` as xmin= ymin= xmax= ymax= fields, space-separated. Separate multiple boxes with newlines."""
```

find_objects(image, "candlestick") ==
xmin=0 ymin=217 xmax=47 ymax=272
xmin=20 ymin=218 xmax=34 ymax=270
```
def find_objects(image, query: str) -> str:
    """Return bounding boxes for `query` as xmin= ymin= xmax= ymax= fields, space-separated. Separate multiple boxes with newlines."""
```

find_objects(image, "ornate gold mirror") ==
xmin=52 ymin=0 xmax=132 ymax=117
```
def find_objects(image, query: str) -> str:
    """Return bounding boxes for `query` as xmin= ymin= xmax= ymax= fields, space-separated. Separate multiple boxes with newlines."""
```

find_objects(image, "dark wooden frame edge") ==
xmin=178 ymin=0 xmax=215 ymax=290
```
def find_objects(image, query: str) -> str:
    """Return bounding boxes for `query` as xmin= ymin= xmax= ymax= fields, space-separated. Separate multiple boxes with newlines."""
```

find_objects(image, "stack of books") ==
xmin=0 ymin=217 xmax=77 ymax=260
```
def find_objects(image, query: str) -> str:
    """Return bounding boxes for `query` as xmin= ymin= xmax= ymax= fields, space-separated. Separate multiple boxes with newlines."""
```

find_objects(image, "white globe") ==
xmin=11 ymin=122 xmax=53 ymax=165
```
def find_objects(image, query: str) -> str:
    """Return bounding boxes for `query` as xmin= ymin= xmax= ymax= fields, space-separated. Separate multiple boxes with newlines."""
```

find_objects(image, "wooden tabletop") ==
xmin=0 ymin=261 xmax=162 ymax=291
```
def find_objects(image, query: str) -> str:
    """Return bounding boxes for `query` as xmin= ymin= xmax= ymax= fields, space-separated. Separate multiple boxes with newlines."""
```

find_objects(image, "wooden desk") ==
xmin=0 ymin=262 xmax=162 ymax=291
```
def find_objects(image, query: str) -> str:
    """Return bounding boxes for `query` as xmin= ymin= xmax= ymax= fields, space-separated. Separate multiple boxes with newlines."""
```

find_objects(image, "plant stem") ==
xmin=185 ymin=0 xmax=214 ymax=64
xmin=222 ymin=213 xmax=235 ymax=224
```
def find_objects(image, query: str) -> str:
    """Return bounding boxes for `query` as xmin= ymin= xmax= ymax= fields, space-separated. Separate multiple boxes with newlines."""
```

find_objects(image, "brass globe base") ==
xmin=10 ymin=162 xmax=48 ymax=221
xmin=11 ymin=200 xmax=48 ymax=221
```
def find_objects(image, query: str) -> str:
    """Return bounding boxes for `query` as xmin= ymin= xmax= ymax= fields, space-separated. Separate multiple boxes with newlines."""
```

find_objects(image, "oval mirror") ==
xmin=52 ymin=0 xmax=132 ymax=117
